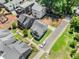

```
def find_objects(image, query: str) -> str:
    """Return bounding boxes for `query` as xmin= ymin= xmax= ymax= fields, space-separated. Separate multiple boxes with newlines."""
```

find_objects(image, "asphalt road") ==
xmin=42 ymin=20 xmax=69 ymax=52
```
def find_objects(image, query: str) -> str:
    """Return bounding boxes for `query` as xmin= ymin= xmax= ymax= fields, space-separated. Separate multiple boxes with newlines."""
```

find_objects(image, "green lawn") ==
xmin=52 ymin=27 xmax=73 ymax=52
xmin=28 ymin=30 xmax=33 ymax=39
xmin=41 ymin=27 xmax=73 ymax=59
xmin=11 ymin=29 xmax=29 ymax=43
xmin=33 ymin=29 xmax=52 ymax=44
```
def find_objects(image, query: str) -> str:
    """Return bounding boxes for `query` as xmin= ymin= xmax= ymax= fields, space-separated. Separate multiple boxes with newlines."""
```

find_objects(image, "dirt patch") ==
xmin=40 ymin=16 xmax=62 ymax=27
xmin=0 ymin=14 xmax=17 ymax=29
xmin=41 ymin=17 xmax=53 ymax=25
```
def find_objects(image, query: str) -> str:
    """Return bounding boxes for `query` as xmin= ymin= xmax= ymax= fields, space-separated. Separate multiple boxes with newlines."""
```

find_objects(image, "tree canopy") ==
xmin=70 ymin=16 xmax=79 ymax=32
xmin=39 ymin=0 xmax=79 ymax=16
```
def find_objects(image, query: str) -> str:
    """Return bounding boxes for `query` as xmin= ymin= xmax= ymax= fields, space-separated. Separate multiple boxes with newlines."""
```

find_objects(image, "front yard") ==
xmin=41 ymin=26 xmax=73 ymax=59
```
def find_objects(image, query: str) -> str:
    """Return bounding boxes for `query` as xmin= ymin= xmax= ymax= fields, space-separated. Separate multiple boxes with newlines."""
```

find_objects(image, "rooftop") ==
xmin=32 ymin=2 xmax=44 ymax=11
xmin=20 ymin=1 xmax=34 ymax=8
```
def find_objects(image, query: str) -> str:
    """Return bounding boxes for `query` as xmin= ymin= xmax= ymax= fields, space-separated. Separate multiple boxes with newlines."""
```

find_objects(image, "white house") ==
xmin=32 ymin=2 xmax=46 ymax=18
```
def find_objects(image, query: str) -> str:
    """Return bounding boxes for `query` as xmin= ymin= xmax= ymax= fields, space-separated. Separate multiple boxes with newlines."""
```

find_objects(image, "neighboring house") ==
xmin=4 ymin=1 xmax=14 ymax=11
xmin=20 ymin=1 xmax=34 ymax=13
xmin=0 ymin=29 xmax=11 ymax=38
xmin=31 ymin=20 xmax=48 ymax=40
xmin=0 ymin=29 xmax=32 ymax=59
xmin=18 ymin=14 xmax=35 ymax=29
xmin=0 ymin=29 xmax=16 ymax=44
xmin=0 ymin=41 xmax=32 ymax=59
xmin=15 ymin=6 xmax=25 ymax=15
xmin=4 ymin=0 xmax=23 ymax=11
xmin=32 ymin=2 xmax=46 ymax=18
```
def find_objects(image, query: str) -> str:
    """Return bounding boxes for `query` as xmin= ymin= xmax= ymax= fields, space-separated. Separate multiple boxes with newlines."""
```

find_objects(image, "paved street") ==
xmin=33 ymin=19 xmax=69 ymax=59
xmin=43 ymin=20 xmax=69 ymax=52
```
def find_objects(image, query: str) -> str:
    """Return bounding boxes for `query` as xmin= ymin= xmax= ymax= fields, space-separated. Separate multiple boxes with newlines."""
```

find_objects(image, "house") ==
xmin=0 ymin=29 xmax=16 ymax=45
xmin=0 ymin=41 xmax=32 ymax=59
xmin=0 ymin=29 xmax=11 ymax=38
xmin=15 ymin=6 xmax=25 ymax=15
xmin=4 ymin=1 xmax=15 ymax=11
xmin=31 ymin=20 xmax=48 ymax=40
xmin=0 ymin=29 xmax=32 ymax=59
xmin=4 ymin=0 xmax=23 ymax=11
xmin=18 ymin=14 xmax=35 ymax=29
xmin=32 ymin=2 xmax=46 ymax=18
xmin=20 ymin=1 xmax=34 ymax=13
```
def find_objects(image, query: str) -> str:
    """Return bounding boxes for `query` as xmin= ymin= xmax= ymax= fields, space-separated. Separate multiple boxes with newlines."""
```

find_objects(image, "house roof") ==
xmin=18 ymin=14 xmax=26 ymax=24
xmin=9 ymin=41 xmax=32 ymax=54
xmin=4 ymin=0 xmax=22 ymax=11
xmin=20 ymin=1 xmax=34 ymax=8
xmin=4 ymin=1 xmax=14 ymax=11
xmin=18 ymin=14 xmax=34 ymax=27
xmin=0 ymin=29 xmax=16 ymax=45
xmin=0 ymin=30 xmax=32 ymax=59
xmin=32 ymin=2 xmax=44 ymax=11
xmin=0 ymin=29 xmax=10 ymax=38
xmin=0 ymin=41 xmax=32 ymax=59
xmin=31 ymin=20 xmax=48 ymax=38
xmin=13 ymin=0 xmax=23 ymax=4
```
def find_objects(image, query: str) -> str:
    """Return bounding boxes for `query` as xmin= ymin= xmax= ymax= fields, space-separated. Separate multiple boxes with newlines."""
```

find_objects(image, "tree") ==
xmin=39 ymin=0 xmax=79 ymax=16
xmin=12 ymin=21 xmax=17 ymax=29
xmin=74 ymin=33 xmax=79 ymax=42
xmin=23 ymin=29 xmax=28 ymax=37
xmin=70 ymin=49 xmax=77 ymax=57
xmin=70 ymin=16 xmax=79 ymax=32
xmin=69 ymin=28 xmax=74 ymax=34
xmin=69 ymin=40 xmax=77 ymax=48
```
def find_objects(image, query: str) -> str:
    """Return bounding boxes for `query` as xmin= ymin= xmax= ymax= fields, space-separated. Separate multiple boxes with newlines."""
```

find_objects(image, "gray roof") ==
xmin=31 ymin=20 xmax=48 ymax=39
xmin=9 ymin=41 xmax=32 ymax=54
xmin=18 ymin=14 xmax=26 ymax=24
xmin=32 ymin=2 xmax=44 ymax=11
xmin=18 ymin=14 xmax=34 ymax=28
xmin=0 ymin=29 xmax=32 ymax=59
xmin=4 ymin=1 xmax=14 ymax=11
xmin=0 ymin=29 xmax=11 ymax=38
xmin=0 ymin=29 xmax=16 ymax=45
xmin=0 ymin=38 xmax=31 ymax=59
xmin=13 ymin=0 xmax=23 ymax=4
xmin=20 ymin=1 xmax=34 ymax=9
xmin=4 ymin=0 xmax=22 ymax=11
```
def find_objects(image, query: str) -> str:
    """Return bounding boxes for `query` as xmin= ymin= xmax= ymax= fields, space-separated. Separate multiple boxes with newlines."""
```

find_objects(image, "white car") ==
xmin=39 ymin=41 xmax=46 ymax=48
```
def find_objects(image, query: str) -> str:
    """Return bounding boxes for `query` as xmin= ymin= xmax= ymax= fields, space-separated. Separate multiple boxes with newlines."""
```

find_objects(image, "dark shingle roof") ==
xmin=31 ymin=20 xmax=48 ymax=39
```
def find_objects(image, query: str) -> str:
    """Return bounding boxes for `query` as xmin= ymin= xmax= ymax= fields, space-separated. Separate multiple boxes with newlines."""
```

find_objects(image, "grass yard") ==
xmin=11 ymin=29 xmax=29 ymax=44
xmin=41 ymin=26 xmax=73 ymax=59
xmin=52 ymin=27 xmax=73 ymax=52
xmin=33 ymin=29 xmax=52 ymax=44
xmin=28 ymin=30 xmax=33 ymax=39
xmin=41 ymin=50 xmax=70 ymax=59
